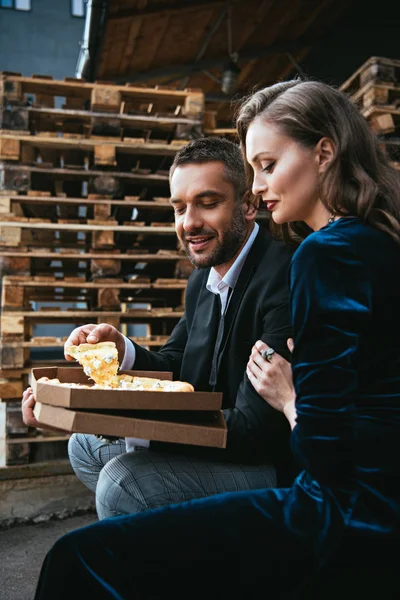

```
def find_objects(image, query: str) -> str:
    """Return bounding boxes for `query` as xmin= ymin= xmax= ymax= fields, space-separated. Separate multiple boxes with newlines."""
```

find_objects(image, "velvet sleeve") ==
xmin=289 ymin=229 xmax=372 ymax=484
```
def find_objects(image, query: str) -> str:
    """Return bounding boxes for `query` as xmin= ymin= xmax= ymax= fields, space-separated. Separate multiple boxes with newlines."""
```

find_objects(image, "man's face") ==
xmin=170 ymin=162 xmax=248 ymax=269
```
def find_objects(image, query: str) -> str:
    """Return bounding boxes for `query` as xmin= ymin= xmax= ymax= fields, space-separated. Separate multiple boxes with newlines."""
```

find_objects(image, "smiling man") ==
xmin=22 ymin=137 xmax=295 ymax=518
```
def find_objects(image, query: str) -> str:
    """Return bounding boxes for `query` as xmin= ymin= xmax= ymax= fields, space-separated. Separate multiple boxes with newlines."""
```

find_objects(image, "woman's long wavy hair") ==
xmin=235 ymin=79 xmax=400 ymax=245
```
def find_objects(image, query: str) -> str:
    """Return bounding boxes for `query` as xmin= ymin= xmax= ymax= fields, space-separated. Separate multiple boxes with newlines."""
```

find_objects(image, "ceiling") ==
xmin=91 ymin=0 xmax=387 ymax=125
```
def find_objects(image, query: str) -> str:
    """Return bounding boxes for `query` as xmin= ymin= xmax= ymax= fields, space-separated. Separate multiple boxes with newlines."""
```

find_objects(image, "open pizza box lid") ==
xmin=31 ymin=367 xmax=223 ymax=411
xmin=33 ymin=402 xmax=227 ymax=449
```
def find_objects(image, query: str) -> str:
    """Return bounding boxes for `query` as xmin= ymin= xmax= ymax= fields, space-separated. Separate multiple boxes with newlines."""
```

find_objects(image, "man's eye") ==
xmin=262 ymin=161 xmax=275 ymax=173
xmin=174 ymin=207 xmax=186 ymax=215
xmin=203 ymin=202 xmax=218 ymax=209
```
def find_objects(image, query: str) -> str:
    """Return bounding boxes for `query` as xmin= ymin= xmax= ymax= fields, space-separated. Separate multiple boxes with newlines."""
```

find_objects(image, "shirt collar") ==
xmin=206 ymin=222 xmax=259 ymax=295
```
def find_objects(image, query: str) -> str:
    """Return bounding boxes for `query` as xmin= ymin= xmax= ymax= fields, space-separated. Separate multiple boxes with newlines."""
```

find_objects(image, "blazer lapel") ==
xmin=182 ymin=269 xmax=220 ymax=387
xmin=218 ymin=229 xmax=270 ymax=361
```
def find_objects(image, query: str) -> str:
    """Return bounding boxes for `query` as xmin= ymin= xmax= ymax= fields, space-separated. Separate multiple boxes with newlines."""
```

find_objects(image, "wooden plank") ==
xmin=91 ymin=257 xmax=121 ymax=276
xmin=0 ymin=221 xmax=176 ymax=233
xmin=0 ymin=315 xmax=25 ymax=337
xmin=94 ymin=144 xmax=117 ymax=166
xmin=0 ymin=138 xmax=20 ymax=160
xmin=97 ymin=287 xmax=120 ymax=309
xmin=28 ymin=106 xmax=202 ymax=129
xmin=0 ymin=132 xmax=178 ymax=157
xmin=0 ymin=225 xmax=21 ymax=246
xmin=369 ymin=113 xmax=396 ymax=134
xmin=6 ymin=402 xmax=28 ymax=434
xmin=0 ymin=379 xmax=23 ymax=399
xmin=1 ymin=284 xmax=25 ymax=309
xmin=0 ymin=104 xmax=30 ymax=131
xmin=6 ymin=442 xmax=30 ymax=465
xmin=0 ymin=163 xmax=169 ymax=184
xmin=0 ymin=197 xmax=10 ymax=213
xmin=0 ymin=458 xmax=73 ymax=480
xmin=0 ymin=346 xmax=25 ymax=369
xmin=0 ymin=250 xmax=183 ymax=261
xmin=0 ymin=279 xmax=185 ymax=289
xmin=182 ymin=92 xmax=204 ymax=119
xmin=0 ymin=78 xmax=22 ymax=102
xmin=2 ymin=74 xmax=203 ymax=105
xmin=93 ymin=203 xmax=112 ymax=220
xmin=91 ymin=87 xmax=122 ymax=112
xmin=0 ymin=402 xmax=6 ymax=467
xmin=1 ymin=309 xmax=184 ymax=319
xmin=91 ymin=228 xmax=114 ymax=249
xmin=0 ymin=255 xmax=30 ymax=274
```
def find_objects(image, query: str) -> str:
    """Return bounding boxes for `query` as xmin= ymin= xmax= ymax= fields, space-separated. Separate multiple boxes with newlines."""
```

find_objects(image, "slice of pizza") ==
xmin=65 ymin=341 xmax=119 ymax=387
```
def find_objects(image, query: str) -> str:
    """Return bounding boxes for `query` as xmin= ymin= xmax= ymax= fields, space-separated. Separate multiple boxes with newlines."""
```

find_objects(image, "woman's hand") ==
xmin=21 ymin=386 xmax=40 ymax=428
xmin=246 ymin=339 xmax=297 ymax=429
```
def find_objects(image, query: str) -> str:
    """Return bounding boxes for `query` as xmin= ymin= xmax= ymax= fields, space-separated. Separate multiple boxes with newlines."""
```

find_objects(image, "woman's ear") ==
xmin=242 ymin=190 xmax=259 ymax=221
xmin=316 ymin=137 xmax=336 ymax=173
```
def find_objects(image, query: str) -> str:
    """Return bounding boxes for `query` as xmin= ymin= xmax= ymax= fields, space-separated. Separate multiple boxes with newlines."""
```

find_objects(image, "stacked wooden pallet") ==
xmin=340 ymin=56 xmax=400 ymax=171
xmin=0 ymin=72 xmax=203 ymax=466
xmin=204 ymin=110 xmax=237 ymax=139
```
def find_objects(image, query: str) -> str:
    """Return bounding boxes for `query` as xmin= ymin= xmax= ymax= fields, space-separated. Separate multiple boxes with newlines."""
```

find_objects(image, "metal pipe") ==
xmin=75 ymin=0 xmax=106 ymax=80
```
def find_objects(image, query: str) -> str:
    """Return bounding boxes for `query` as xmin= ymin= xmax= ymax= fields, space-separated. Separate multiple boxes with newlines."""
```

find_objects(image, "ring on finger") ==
xmin=260 ymin=347 xmax=275 ymax=362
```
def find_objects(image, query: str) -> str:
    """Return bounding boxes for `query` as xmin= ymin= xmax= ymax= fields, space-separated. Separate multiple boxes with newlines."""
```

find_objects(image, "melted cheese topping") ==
xmin=65 ymin=342 xmax=119 ymax=387
xmin=37 ymin=374 xmax=194 ymax=392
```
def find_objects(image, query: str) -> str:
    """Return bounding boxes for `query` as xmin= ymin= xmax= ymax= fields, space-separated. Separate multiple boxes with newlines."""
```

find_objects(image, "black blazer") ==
xmin=132 ymin=228 xmax=295 ymax=476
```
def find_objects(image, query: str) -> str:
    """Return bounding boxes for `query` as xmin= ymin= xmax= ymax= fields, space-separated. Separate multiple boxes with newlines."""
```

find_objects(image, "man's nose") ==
xmin=183 ymin=206 xmax=202 ymax=231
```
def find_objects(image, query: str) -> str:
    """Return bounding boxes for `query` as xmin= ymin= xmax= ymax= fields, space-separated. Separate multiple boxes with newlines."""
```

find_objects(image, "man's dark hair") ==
xmin=169 ymin=137 xmax=247 ymax=200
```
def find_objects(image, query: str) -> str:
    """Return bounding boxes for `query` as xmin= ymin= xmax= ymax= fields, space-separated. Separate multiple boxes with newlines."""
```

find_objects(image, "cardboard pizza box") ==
xmin=33 ymin=402 xmax=227 ymax=449
xmin=31 ymin=367 xmax=223 ymax=411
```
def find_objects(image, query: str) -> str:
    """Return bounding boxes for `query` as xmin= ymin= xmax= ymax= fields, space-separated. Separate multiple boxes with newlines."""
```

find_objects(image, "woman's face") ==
xmin=246 ymin=118 xmax=327 ymax=229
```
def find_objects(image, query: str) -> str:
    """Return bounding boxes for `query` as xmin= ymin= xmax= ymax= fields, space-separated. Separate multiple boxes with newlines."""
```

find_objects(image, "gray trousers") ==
xmin=68 ymin=433 xmax=277 ymax=520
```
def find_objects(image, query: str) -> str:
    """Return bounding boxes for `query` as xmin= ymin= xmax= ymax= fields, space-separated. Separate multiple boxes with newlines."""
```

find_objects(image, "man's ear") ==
xmin=242 ymin=190 xmax=258 ymax=221
xmin=316 ymin=137 xmax=336 ymax=173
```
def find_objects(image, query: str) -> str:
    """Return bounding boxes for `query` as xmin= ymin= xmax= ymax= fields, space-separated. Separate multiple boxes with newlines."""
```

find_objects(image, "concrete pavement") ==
xmin=0 ymin=512 xmax=97 ymax=600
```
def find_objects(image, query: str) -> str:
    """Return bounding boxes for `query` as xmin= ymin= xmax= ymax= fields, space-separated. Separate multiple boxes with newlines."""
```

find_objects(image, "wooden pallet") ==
xmin=340 ymin=57 xmax=400 ymax=98
xmin=0 ymin=132 xmax=184 ymax=164
xmin=0 ymin=249 xmax=191 ymax=283
xmin=0 ymin=104 xmax=203 ymax=138
xmin=1 ymin=275 xmax=187 ymax=311
xmin=0 ymin=73 xmax=205 ymax=119
xmin=0 ymin=219 xmax=176 ymax=250
xmin=0 ymin=161 xmax=170 ymax=197
xmin=345 ymin=81 xmax=400 ymax=112
xmin=361 ymin=104 xmax=400 ymax=134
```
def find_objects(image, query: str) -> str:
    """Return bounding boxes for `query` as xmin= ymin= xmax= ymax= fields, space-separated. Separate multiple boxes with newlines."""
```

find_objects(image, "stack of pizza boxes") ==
xmin=31 ymin=342 xmax=227 ymax=449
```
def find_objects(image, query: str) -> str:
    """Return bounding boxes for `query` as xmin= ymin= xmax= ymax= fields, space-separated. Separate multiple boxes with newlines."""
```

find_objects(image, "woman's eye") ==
xmin=262 ymin=161 xmax=275 ymax=173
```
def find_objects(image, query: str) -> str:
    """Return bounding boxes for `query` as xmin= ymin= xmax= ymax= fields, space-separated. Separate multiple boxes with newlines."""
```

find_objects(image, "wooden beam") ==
xmin=0 ymin=133 xmax=178 ymax=157
xmin=109 ymin=0 xmax=226 ymax=21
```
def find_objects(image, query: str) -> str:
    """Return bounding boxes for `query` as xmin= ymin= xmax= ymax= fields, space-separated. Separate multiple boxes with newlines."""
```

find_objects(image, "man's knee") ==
xmin=68 ymin=433 xmax=90 ymax=463
xmin=96 ymin=454 xmax=148 ymax=519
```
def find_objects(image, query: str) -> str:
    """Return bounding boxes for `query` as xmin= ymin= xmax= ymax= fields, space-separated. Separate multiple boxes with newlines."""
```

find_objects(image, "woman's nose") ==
xmin=252 ymin=171 xmax=268 ymax=197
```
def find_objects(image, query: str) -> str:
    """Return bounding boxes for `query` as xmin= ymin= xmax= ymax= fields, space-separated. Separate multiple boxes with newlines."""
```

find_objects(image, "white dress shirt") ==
xmin=123 ymin=222 xmax=260 ymax=451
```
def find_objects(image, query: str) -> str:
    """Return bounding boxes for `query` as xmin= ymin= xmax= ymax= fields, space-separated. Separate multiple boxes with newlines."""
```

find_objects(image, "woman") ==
xmin=33 ymin=80 xmax=400 ymax=600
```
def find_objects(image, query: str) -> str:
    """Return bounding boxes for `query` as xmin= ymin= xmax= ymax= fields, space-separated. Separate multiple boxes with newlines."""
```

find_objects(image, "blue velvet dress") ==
xmin=34 ymin=218 xmax=400 ymax=600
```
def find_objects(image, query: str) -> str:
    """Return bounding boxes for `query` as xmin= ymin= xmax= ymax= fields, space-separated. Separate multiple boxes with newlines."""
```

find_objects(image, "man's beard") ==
xmin=181 ymin=206 xmax=247 ymax=269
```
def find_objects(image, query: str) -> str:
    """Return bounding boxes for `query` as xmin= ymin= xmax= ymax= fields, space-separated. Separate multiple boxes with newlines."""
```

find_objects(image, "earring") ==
xmin=327 ymin=214 xmax=335 ymax=225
